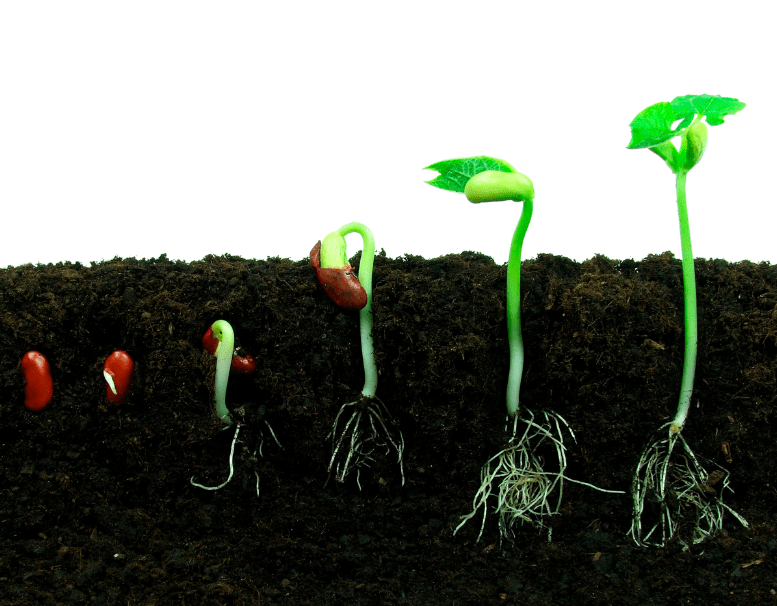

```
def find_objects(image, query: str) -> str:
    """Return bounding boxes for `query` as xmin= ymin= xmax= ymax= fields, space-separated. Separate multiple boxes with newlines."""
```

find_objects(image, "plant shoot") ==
xmin=209 ymin=319 xmax=236 ymax=425
xmin=426 ymin=156 xmax=620 ymax=540
xmin=627 ymin=94 xmax=748 ymax=547
xmin=311 ymin=222 xmax=404 ymax=488
xmin=192 ymin=321 xmax=280 ymax=496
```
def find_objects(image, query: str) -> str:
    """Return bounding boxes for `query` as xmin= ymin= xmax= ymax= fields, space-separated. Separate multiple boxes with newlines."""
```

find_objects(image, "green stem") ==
xmin=462 ymin=168 xmax=535 ymax=419
xmin=211 ymin=319 xmax=235 ymax=425
xmin=505 ymin=199 xmax=533 ymax=417
xmin=336 ymin=222 xmax=378 ymax=398
xmin=670 ymin=170 xmax=697 ymax=435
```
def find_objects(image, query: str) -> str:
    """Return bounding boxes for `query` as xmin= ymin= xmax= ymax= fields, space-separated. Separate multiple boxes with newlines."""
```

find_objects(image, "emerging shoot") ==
xmin=426 ymin=156 xmax=621 ymax=541
xmin=210 ymin=319 xmax=235 ymax=425
xmin=311 ymin=222 xmax=404 ymax=488
xmin=103 ymin=350 xmax=134 ymax=405
xmin=192 ymin=320 xmax=280 ymax=496
xmin=627 ymin=94 xmax=748 ymax=547
xmin=426 ymin=156 xmax=531 ymax=419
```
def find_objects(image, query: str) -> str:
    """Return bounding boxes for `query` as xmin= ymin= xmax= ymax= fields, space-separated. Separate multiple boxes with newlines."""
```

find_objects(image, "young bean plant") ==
xmin=191 ymin=319 xmax=280 ymax=496
xmin=626 ymin=94 xmax=748 ymax=547
xmin=426 ymin=157 xmax=621 ymax=541
xmin=209 ymin=319 xmax=237 ymax=426
xmin=311 ymin=222 xmax=404 ymax=488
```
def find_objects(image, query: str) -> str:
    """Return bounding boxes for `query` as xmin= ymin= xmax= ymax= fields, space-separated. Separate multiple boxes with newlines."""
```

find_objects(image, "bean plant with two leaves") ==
xmin=627 ymin=94 xmax=748 ymax=548
xmin=425 ymin=157 xmax=621 ymax=542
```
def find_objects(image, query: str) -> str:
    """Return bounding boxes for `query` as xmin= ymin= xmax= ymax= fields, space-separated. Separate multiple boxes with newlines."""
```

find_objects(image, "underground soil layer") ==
xmin=1 ymin=251 xmax=776 ymax=605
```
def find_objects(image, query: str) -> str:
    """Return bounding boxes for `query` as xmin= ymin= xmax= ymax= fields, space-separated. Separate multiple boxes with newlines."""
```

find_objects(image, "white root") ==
xmin=327 ymin=396 xmax=405 ymax=488
xmin=191 ymin=423 xmax=242 ymax=491
xmin=455 ymin=410 xmax=624 ymax=543
xmin=190 ymin=420 xmax=282 ymax=496
xmin=630 ymin=423 xmax=748 ymax=548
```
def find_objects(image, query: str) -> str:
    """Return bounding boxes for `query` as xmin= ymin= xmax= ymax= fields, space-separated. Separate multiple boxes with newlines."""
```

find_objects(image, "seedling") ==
xmin=626 ymin=94 xmax=748 ymax=547
xmin=208 ymin=319 xmax=237 ymax=425
xmin=21 ymin=351 xmax=53 ymax=411
xmin=191 ymin=320 xmax=280 ymax=495
xmin=426 ymin=157 xmax=621 ymax=541
xmin=311 ymin=222 xmax=404 ymax=488
xmin=103 ymin=350 xmax=134 ymax=405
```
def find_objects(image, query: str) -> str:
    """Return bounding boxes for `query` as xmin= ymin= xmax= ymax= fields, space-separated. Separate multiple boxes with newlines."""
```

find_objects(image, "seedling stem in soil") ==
xmin=210 ymin=319 xmax=235 ymax=425
xmin=426 ymin=157 xmax=621 ymax=541
xmin=311 ymin=222 xmax=404 ymax=488
xmin=192 ymin=319 xmax=280 ymax=495
xmin=626 ymin=94 xmax=748 ymax=547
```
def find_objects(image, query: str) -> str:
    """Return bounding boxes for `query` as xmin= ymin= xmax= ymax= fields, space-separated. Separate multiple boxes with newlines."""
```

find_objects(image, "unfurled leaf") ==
xmin=627 ymin=102 xmax=688 ymax=149
xmin=627 ymin=94 xmax=745 ymax=150
xmin=424 ymin=156 xmax=515 ymax=193
xmin=670 ymin=94 xmax=746 ymax=126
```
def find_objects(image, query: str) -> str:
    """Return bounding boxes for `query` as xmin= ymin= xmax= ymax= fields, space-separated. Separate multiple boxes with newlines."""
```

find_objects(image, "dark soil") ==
xmin=1 ymin=251 xmax=776 ymax=605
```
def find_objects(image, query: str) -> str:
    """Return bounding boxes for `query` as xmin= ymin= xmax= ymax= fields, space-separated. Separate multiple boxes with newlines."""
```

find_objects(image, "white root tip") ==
xmin=103 ymin=370 xmax=118 ymax=395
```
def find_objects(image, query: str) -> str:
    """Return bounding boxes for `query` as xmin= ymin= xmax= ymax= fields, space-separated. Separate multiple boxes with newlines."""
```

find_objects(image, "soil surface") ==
xmin=1 ymin=251 xmax=776 ymax=605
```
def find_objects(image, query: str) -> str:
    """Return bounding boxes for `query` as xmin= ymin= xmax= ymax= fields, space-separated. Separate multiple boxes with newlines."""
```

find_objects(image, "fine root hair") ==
xmin=190 ymin=420 xmax=281 ymax=497
xmin=455 ymin=409 xmax=623 ymax=543
xmin=327 ymin=395 xmax=405 ymax=489
xmin=630 ymin=423 xmax=748 ymax=548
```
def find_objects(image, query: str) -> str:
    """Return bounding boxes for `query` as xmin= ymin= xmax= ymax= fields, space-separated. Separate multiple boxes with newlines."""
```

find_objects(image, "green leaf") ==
xmin=627 ymin=94 xmax=746 ymax=150
xmin=424 ymin=156 xmax=515 ymax=193
xmin=670 ymin=94 xmax=746 ymax=126
xmin=627 ymin=102 xmax=685 ymax=149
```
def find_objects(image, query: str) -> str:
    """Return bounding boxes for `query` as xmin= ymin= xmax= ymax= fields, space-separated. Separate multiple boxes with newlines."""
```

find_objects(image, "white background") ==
xmin=1 ymin=1 xmax=774 ymax=268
